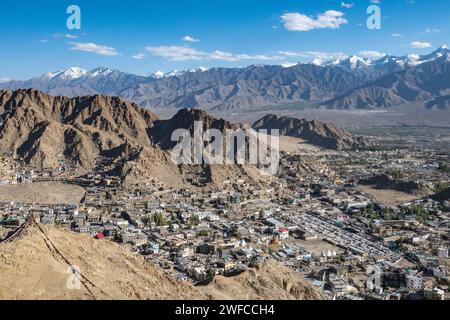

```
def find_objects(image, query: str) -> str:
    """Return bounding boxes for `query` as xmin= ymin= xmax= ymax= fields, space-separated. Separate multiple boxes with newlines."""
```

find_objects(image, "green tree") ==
xmin=366 ymin=204 xmax=375 ymax=215
xmin=141 ymin=215 xmax=150 ymax=226
xmin=434 ymin=181 xmax=449 ymax=193
xmin=368 ymin=219 xmax=374 ymax=231
xmin=233 ymin=231 xmax=242 ymax=240
xmin=438 ymin=162 xmax=450 ymax=173
xmin=198 ymin=230 xmax=208 ymax=237
xmin=389 ymin=170 xmax=403 ymax=180
xmin=190 ymin=214 xmax=200 ymax=226
xmin=152 ymin=212 xmax=167 ymax=226
xmin=412 ymin=205 xmax=428 ymax=224
xmin=206 ymin=268 xmax=216 ymax=281
xmin=258 ymin=209 xmax=265 ymax=220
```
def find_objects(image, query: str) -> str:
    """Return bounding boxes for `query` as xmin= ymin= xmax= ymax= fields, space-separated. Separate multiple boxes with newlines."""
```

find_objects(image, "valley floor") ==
xmin=152 ymin=105 xmax=450 ymax=129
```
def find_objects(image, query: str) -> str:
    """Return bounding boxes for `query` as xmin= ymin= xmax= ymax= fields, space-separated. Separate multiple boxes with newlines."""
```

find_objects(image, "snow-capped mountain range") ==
xmin=323 ymin=45 xmax=449 ymax=71
xmin=1 ymin=46 xmax=449 ymax=110
xmin=147 ymin=66 xmax=210 ymax=79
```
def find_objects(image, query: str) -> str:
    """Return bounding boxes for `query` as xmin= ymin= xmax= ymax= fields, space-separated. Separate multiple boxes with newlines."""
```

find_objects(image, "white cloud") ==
xmin=146 ymin=46 xmax=206 ymax=61
xmin=281 ymin=10 xmax=348 ymax=32
xmin=39 ymin=39 xmax=49 ymax=43
xmin=146 ymin=46 xmax=283 ymax=62
xmin=0 ymin=77 xmax=12 ymax=83
xmin=69 ymin=42 xmax=120 ymax=56
xmin=421 ymin=28 xmax=442 ymax=34
xmin=132 ymin=53 xmax=146 ymax=60
xmin=411 ymin=41 xmax=432 ymax=49
xmin=54 ymin=33 xmax=79 ymax=39
xmin=359 ymin=50 xmax=386 ymax=59
xmin=341 ymin=2 xmax=354 ymax=8
xmin=209 ymin=50 xmax=282 ymax=62
xmin=391 ymin=33 xmax=403 ymax=37
xmin=278 ymin=50 xmax=348 ymax=61
xmin=182 ymin=35 xmax=200 ymax=42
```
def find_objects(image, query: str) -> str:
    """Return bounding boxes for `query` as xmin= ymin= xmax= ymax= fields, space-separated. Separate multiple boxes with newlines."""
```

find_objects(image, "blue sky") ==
xmin=0 ymin=0 xmax=449 ymax=80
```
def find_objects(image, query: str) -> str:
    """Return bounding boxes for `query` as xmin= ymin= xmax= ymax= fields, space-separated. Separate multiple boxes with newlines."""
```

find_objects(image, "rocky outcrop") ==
xmin=252 ymin=114 xmax=365 ymax=150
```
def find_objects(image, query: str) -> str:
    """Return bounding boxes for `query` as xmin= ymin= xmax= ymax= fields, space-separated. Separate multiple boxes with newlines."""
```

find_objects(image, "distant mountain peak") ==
xmin=165 ymin=69 xmax=184 ymax=77
xmin=150 ymin=70 xmax=165 ymax=79
xmin=146 ymin=67 xmax=209 ymax=79
xmin=189 ymin=66 xmax=209 ymax=73
xmin=87 ymin=67 xmax=115 ymax=77
xmin=326 ymin=55 xmax=371 ymax=70
xmin=44 ymin=67 xmax=87 ymax=80
xmin=281 ymin=62 xmax=299 ymax=68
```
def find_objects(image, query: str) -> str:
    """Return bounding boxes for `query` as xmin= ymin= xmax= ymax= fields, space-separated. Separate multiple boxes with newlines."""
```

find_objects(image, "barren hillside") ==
xmin=0 ymin=225 xmax=321 ymax=300
xmin=201 ymin=260 xmax=323 ymax=300
xmin=0 ymin=225 xmax=203 ymax=300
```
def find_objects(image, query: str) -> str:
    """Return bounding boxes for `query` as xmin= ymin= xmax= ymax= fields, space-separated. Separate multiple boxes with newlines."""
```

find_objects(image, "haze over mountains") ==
xmin=1 ymin=46 xmax=449 ymax=112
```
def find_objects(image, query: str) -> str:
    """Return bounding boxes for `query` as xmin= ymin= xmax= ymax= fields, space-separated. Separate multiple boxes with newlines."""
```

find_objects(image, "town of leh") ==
xmin=0 ymin=0 xmax=449 ymax=305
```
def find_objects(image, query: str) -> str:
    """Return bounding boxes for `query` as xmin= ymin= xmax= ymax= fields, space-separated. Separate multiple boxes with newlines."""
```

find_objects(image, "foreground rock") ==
xmin=201 ymin=260 xmax=323 ymax=300
xmin=0 ymin=226 xmax=321 ymax=300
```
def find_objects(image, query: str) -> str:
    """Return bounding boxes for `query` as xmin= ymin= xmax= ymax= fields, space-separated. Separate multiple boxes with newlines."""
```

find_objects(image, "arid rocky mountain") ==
xmin=1 ymin=47 xmax=448 ymax=111
xmin=150 ymin=107 xmax=240 ymax=150
xmin=0 ymin=89 xmax=180 ymax=186
xmin=149 ymin=107 xmax=265 ymax=187
xmin=252 ymin=114 xmax=365 ymax=150
xmin=0 ymin=225 xmax=322 ymax=300
xmin=0 ymin=90 xmax=364 ymax=186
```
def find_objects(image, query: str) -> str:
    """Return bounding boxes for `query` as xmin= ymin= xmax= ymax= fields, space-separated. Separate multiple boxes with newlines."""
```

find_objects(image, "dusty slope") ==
xmin=201 ymin=260 xmax=323 ymax=300
xmin=0 ymin=226 xmax=321 ymax=300
xmin=0 ymin=225 xmax=204 ymax=300
xmin=0 ymin=182 xmax=86 ymax=204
